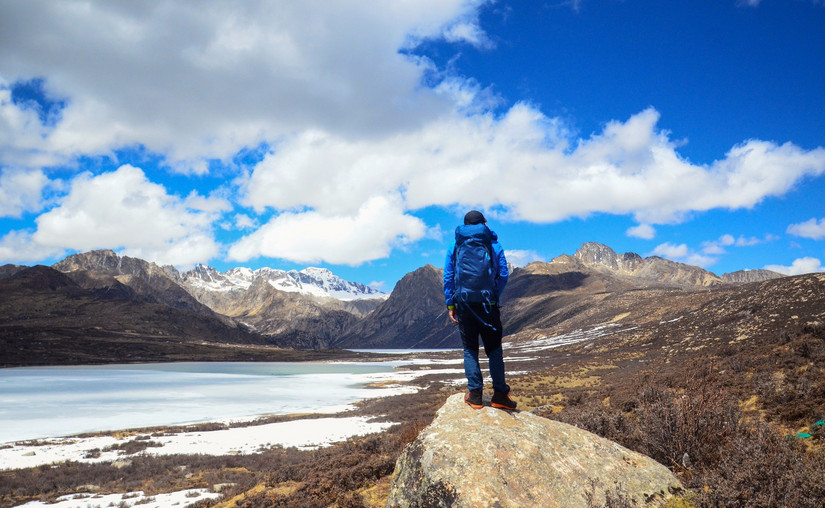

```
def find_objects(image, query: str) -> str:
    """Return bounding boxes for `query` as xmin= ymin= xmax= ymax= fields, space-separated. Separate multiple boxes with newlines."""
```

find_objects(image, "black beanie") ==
xmin=464 ymin=210 xmax=486 ymax=225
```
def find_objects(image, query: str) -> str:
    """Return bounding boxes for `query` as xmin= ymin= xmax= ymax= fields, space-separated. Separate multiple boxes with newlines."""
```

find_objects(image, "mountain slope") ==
xmin=563 ymin=242 xmax=724 ymax=287
xmin=338 ymin=265 xmax=458 ymax=349
xmin=0 ymin=265 xmax=271 ymax=367
xmin=4 ymin=242 xmax=799 ymax=362
xmin=179 ymin=264 xmax=385 ymax=302
xmin=175 ymin=264 xmax=385 ymax=349
xmin=53 ymin=250 xmax=215 ymax=318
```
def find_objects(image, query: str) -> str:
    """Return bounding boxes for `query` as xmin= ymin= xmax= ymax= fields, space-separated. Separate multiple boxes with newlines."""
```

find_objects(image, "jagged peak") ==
xmin=300 ymin=266 xmax=333 ymax=276
xmin=181 ymin=263 xmax=385 ymax=301
xmin=53 ymin=249 xmax=162 ymax=277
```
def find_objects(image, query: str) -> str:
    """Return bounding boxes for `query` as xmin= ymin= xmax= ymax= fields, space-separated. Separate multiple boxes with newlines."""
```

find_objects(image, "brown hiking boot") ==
xmin=464 ymin=389 xmax=483 ymax=409
xmin=491 ymin=390 xmax=516 ymax=410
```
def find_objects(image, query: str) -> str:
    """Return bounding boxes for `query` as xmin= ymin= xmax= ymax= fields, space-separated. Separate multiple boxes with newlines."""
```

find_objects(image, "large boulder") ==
xmin=386 ymin=394 xmax=682 ymax=507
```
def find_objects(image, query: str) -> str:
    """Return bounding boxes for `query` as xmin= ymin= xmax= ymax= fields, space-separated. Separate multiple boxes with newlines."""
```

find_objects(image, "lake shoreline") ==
xmin=0 ymin=342 xmax=398 ymax=369
xmin=0 ymin=354 xmax=467 ymax=472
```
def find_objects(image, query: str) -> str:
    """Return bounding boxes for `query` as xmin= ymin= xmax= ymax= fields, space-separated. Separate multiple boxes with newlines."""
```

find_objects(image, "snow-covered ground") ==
xmin=0 ymin=361 xmax=464 ymax=444
xmin=14 ymin=489 xmax=222 ymax=508
xmin=0 ymin=359 xmax=466 ymax=472
xmin=506 ymin=324 xmax=631 ymax=353
xmin=0 ymin=416 xmax=394 ymax=471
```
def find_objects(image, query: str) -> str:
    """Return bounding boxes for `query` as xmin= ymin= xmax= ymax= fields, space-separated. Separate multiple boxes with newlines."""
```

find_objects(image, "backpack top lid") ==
xmin=455 ymin=222 xmax=492 ymax=245
xmin=453 ymin=223 xmax=496 ymax=304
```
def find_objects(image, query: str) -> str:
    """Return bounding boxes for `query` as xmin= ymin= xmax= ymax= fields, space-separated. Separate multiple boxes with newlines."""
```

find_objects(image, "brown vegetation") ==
xmin=532 ymin=322 xmax=825 ymax=507
xmin=4 ymin=321 xmax=824 ymax=507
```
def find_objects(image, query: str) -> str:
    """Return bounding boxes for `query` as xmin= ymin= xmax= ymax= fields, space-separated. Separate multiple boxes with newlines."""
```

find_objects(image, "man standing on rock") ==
xmin=443 ymin=210 xmax=516 ymax=410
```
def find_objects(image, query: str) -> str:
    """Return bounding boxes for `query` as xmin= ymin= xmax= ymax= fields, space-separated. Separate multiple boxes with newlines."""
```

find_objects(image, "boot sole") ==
xmin=464 ymin=393 xmax=483 ymax=409
xmin=490 ymin=402 xmax=516 ymax=410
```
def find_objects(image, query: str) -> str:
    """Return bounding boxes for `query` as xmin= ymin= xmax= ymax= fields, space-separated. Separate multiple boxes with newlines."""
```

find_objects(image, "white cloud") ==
xmin=734 ymin=235 xmax=762 ymax=246
xmin=368 ymin=280 xmax=387 ymax=292
xmin=234 ymin=104 xmax=825 ymax=264
xmin=626 ymin=224 xmax=655 ymax=239
xmin=442 ymin=22 xmax=493 ymax=48
xmin=702 ymin=234 xmax=734 ymax=255
xmin=765 ymin=257 xmax=824 ymax=275
xmin=0 ymin=1 xmax=482 ymax=170
xmin=0 ymin=84 xmax=66 ymax=168
xmin=684 ymin=253 xmax=718 ymax=269
xmin=651 ymin=242 xmax=689 ymax=259
xmin=0 ymin=167 xmax=49 ymax=217
xmin=787 ymin=217 xmax=825 ymax=240
xmin=32 ymin=165 xmax=225 ymax=267
xmin=701 ymin=243 xmax=727 ymax=255
xmin=505 ymin=249 xmax=545 ymax=267
xmin=242 ymin=106 xmax=825 ymax=226
xmin=227 ymin=195 xmax=427 ymax=265
xmin=705 ymin=233 xmax=775 ymax=252
xmin=3 ymin=1 xmax=825 ymax=268
xmin=650 ymin=242 xmax=718 ymax=268
xmin=0 ymin=230 xmax=65 ymax=264
xmin=234 ymin=214 xmax=257 ymax=230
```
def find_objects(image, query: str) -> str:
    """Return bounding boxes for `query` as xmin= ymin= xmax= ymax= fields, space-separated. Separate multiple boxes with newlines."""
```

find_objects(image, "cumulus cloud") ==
xmin=3 ymin=1 xmax=825 ymax=268
xmin=649 ymin=232 xmax=779 ymax=271
xmin=700 ymin=233 xmax=773 ymax=255
xmin=32 ymin=165 xmax=227 ymax=267
xmin=242 ymin=106 xmax=825 ymax=225
xmin=651 ymin=242 xmax=689 ymax=259
xmin=626 ymin=224 xmax=655 ymax=239
xmin=0 ymin=1 xmax=485 ymax=170
xmin=787 ymin=217 xmax=825 ymax=240
xmin=232 ymin=104 xmax=825 ymax=264
xmin=0 ymin=230 xmax=65 ymax=264
xmin=765 ymin=257 xmax=824 ymax=275
xmin=0 ymin=167 xmax=49 ymax=217
xmin=505 ymin=249 xmax=545 ymax=267
xmin=228 ymin=196 xmax=428 ymax=265
xmin=0 ymin=83 xmax=68 ymax=169
xmin=650 ymin=242 xmax=717 ymax=268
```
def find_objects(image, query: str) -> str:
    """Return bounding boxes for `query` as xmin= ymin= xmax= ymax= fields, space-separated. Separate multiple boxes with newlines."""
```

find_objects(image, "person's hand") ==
xmin=448 ymin=307 xmax=458 ymax=324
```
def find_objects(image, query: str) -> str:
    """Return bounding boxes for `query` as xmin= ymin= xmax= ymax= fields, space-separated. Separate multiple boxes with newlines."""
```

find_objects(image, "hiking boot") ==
xmin=464 ymin=389 xmax=483 ymax=409
xmin=491 ymin=390 xmax=517 ymax=410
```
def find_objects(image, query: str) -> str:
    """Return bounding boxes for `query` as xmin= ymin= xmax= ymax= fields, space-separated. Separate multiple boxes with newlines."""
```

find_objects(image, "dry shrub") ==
xmin=635 ymin=368 xmax=741 ymax=469
xmin=545 ymin=400 xmax=637 ymax=451
xmin=694 ymin=423 xmax=825 ymax=508
xmin=396 ymin=419 xmax=429 ymax=448
xmin=542 ymin=362 xmax=825 ymax=507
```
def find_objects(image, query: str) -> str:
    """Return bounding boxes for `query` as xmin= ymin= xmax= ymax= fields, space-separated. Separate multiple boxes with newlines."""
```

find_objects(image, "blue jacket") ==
xmin=443 ymin=227 xmax=508 ymax=308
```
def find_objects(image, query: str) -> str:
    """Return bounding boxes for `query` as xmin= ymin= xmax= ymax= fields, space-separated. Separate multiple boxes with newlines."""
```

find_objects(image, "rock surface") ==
xmin=386 ymin=394 xmax=682 ymax=508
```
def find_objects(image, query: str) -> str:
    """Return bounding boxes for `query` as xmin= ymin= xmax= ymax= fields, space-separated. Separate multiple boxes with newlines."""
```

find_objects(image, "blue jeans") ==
xmin=457 ymin=304 xmax=509 ymax=393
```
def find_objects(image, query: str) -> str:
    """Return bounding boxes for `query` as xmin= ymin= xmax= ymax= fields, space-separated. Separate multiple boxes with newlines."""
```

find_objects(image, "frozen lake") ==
xmin=0 ymin=361 xmax=418 ymax=443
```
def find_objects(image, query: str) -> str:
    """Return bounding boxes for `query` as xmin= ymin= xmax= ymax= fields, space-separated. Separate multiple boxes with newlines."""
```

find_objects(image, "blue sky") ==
xmin=1 ymin=0 xmax=824 ymax=291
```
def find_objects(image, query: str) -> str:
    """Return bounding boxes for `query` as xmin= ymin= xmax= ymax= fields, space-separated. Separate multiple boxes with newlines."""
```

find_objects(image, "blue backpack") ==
xmin=453 ymin=223 xmax=497 ymax=305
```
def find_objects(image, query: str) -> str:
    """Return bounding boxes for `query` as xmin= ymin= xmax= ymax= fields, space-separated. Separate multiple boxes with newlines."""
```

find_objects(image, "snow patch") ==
xmin=0 ymin=417 xmax=394 ymax=470
xmin=182 ymin=264 xmax=386 ymax=301
xmin=13 ymin=488 xmax=221 ymax=508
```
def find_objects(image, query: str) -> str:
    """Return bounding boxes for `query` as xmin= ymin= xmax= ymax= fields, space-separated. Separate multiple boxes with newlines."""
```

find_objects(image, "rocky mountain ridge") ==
xmin=171 ymin=262 xmax=386 ymax=348
xmin=558 ymin=242 xmax=784 ymax=287
xmin=178 ymin=263 xmax=385 ymax=301
xmin=0 ymin=242 xmax=797 ymax=362
xmin=53 ymin=249 xmax=215 ymax=318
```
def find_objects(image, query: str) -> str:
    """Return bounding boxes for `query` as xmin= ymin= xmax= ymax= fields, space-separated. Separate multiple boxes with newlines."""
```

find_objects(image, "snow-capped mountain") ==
xmin=182 ymin=264 xmax=386 ymax=301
